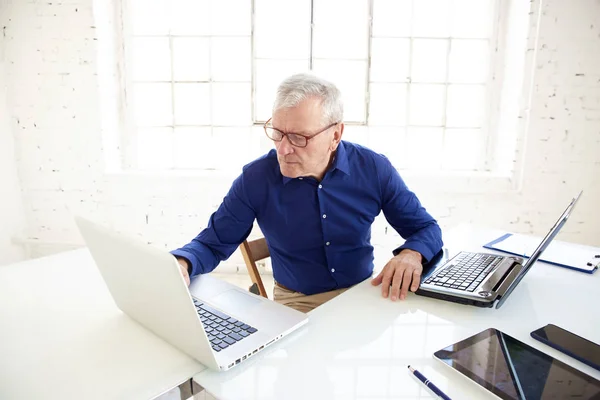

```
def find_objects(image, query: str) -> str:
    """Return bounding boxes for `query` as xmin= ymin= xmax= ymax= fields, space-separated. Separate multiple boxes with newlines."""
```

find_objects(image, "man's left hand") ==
xmin=371 ymin=249 xmax=423 ymax=301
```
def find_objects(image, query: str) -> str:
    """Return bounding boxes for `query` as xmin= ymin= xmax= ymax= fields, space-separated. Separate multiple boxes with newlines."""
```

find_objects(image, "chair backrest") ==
xmin=239 ymin=238 xmax=270 ymax=298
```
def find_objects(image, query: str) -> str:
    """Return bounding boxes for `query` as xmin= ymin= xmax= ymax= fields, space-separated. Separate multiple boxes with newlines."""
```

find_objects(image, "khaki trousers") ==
xmin=273 ymin=284 xmax=350 ymax=313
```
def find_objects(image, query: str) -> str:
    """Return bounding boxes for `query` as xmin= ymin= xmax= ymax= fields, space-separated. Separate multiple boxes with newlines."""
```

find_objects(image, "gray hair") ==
xmin=272 ymin=73 xmax=344 ymax=125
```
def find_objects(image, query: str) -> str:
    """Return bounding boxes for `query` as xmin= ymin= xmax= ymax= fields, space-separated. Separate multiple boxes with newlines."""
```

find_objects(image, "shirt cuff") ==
xmin=170 ymin=249 xmax=202 ymax=277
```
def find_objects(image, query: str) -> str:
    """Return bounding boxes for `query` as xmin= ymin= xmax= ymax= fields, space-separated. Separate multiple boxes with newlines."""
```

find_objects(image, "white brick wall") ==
xmin=0 ymin=5 xmax=27 ymax=266
xmin=2 ymin=0 xmax=599 ymax=271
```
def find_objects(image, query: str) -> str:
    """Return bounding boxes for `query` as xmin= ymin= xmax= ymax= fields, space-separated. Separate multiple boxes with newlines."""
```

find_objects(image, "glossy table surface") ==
xmin=0 ymin=249 xmax=205 ymax=400
xmin=193 ymin=226 xmax=600 ymax=399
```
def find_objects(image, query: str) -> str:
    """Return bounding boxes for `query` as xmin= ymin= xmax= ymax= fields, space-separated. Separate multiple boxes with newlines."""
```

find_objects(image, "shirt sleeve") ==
xmin=170 ymin=172 xmax=256 ymax=277
xmin=376 ymin=154 xmax=443 ymax=263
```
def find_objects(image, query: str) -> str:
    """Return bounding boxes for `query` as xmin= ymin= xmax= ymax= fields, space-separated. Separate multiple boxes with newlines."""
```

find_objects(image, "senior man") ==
xmin=172 ymin=73 xmax=443 ymax=313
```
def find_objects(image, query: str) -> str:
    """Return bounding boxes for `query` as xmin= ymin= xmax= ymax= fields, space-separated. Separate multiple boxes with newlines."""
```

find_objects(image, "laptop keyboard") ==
xmin=192 ymin=298 xmax=258 ymax=352
xmin=423 ymin=252 xmax=503 ymax=292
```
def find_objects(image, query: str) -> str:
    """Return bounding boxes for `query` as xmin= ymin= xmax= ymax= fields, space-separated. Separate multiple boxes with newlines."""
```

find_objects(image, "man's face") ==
xmin=272 ymin=98 xmax=339 ymax=179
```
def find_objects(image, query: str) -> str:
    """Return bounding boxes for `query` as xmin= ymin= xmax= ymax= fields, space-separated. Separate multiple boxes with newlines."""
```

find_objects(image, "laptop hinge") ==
xmin=493 ymin=261 xmax=525 ymax=296
xmin=477 ymin=258 xmax=520 ymax=294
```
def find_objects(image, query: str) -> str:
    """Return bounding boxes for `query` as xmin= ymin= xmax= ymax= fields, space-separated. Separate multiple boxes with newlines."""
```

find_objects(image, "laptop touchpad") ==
xmin=210 ymin=289 xmax=262 ymax=314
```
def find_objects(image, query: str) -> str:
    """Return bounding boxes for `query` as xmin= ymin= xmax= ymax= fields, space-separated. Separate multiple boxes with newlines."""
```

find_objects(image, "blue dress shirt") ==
xmin=172 ymin=141 xmax=443 ymax=295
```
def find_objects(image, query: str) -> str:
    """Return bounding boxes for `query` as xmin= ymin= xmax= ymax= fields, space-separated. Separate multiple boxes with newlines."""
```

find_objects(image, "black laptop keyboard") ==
xmin=423 ymin=252 xmax=503 ymax=292
xmin=192 ymin=298 xmax=258 ymax=352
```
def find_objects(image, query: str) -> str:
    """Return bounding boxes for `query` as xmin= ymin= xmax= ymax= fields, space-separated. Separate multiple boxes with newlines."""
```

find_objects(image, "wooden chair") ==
xmin=239 ymin=238 xmax=270 ymax=298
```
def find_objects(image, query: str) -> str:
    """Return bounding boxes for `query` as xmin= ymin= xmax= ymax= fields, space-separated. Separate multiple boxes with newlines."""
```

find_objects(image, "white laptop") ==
xmin=75 ymin=216 xmax=308 ymax=371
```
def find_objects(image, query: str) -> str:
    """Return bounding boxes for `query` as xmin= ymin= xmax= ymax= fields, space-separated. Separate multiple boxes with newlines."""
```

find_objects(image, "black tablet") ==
xmin=434 ymin=328 xmax=600 ymax=400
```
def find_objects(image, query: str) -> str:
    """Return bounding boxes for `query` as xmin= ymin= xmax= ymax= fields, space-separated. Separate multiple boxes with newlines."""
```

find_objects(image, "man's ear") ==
xmin=331 ymin=123 xmax=344 ymax=150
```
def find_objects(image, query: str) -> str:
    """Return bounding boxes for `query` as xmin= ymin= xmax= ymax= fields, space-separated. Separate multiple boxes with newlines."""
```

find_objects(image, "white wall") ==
xmin=0 ymin=3 xmax=27 ymax=265
xmin=2 ymin=0 xmax=599 ymax=271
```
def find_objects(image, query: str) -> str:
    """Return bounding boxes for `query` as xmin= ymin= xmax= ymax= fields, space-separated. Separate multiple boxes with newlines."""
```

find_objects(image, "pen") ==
xmin=408 ymin=365 xmax=452 ymax=400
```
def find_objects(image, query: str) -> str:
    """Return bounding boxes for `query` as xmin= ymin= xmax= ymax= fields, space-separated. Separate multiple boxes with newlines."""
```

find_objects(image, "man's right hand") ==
xmin=177 ymin=258 xmax=191 ymax=287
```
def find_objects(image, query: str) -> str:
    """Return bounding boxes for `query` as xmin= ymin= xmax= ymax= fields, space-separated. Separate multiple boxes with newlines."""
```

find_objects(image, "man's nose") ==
xmin=276 ymin=135 xmax=295 ymax=156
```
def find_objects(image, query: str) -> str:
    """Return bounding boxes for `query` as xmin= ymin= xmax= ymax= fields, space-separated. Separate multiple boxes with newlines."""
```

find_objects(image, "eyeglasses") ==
xmin=264 ymin=117 xmax=339 ymax=148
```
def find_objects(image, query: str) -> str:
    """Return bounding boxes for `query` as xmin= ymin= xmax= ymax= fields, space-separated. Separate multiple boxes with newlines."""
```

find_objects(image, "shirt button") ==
xmin=298 ymin=177 xmax=303 ymax=180
xmin=318 ymin=184 xmax=323 ymax=189
xmin=331 ymin=268 xmax=335 ymax=273
xmin=322 ymin=214 xmax=327 ymax=219
xmin=326 ymin=242 xmax=330 ymax=246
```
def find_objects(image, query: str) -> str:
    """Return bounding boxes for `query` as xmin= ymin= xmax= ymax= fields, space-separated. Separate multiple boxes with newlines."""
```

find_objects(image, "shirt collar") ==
xmin=331 ymin=141 xmax=350 ymax=176
xmin=280 ymin=141 xmax=351 ymax=184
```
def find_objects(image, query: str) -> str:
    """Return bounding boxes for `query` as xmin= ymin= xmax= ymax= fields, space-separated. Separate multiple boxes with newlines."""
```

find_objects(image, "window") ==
xmin=254 ymin=0 xmax=370 ymax=124
xmin=368 ymin=0 xmax=498 ymax=171
xmin=120 ymin=0 xmax=503 ymax=172
xmin=124 ymin=0 xmax=254 ymax=170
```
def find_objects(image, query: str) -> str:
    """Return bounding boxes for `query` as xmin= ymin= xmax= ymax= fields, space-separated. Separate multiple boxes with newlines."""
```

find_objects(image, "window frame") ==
xmin=116 ymin=0 xmax=512 ymax=175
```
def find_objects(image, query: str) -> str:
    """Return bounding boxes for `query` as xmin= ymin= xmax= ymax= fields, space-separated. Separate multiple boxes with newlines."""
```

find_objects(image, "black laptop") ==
xmin=416 ymin=192 xmax=582 ymax=309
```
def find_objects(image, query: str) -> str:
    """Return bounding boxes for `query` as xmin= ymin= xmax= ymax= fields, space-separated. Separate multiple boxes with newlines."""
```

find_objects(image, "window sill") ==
xmin=104 ymin=167 xmax=241 ymax=179
xmin=103 ymin=167 xmax=518 ymax=194
xmin=399 ymin=169 xmax=518 ymax=194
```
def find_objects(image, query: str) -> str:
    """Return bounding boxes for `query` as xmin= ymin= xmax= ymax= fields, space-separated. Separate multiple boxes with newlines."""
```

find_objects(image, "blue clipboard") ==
xmin=483 ymin=233 xmax=599 ymax=274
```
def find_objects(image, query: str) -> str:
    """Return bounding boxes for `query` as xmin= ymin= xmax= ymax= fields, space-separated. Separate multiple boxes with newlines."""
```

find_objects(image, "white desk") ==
xmin=0 ymin=249 xmax=206 ymax=400
xmin=193 ymin=226 xmax=600 ymax=400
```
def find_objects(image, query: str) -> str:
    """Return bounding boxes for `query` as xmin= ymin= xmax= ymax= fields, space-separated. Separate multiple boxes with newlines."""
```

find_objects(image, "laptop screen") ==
xmin=495 ymin=191 xmax=582 ymax=309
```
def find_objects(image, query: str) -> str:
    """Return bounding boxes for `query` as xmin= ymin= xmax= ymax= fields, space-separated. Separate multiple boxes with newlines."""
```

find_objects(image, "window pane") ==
xmin=132 ymin=38 xmax=171 ymax=81
xmin=368 ymin=127 xmax=407 ymax=169
xmin=372 ymin=0 xmax=412 ymax=38
xmin=210 ymin=0 xmax=251 ymax=36
xmin=254 ymin=125 xmax=275 ymax=157
xmin=312 ymin=0 xmax=369 ymax=59
xmin=254 ymin=0 xmax=310 ymax=59
xmin=129 ymin=0 xmax=170 ymax=35
xmin=173 ymin=127 xmax=213 ymax=169
xmin=412 ymin=0 xmax=451 ymax=38
xmin=405 ymin=127 xmax=443 ymax=170
xmin=174 ymin=83 xmax=211 ymax=125
xmin=370 ymin=38 xmax=410 ymax=82
xmin=172 ymin=37 xmax=210 ymax=81
xmin=212 ymin=127 xmax=253 ymax=170
xmin=254 ymin=60 xmax=309 ymax=122
xmin=170 ymin=0 xmax=210 ymax=36
xmin=313 ymin=60 xmax=367 ymax=123
xmin=211 ymin=37 xmax=251 ymax=82
xmin=342 ymin=125 xmax=369 ymax=147
xmin=442 ymin=128 xmax=485 ymax=170
xmin=211 ymin=83 xmax=251 ymax=126
xmin=411 ymin=39 xmax=448 ymax=83
xmin=137 ymin=128 xmax=173 ymax=169
xmin=446 ymin=84 xmax=486 ymax=127
xmin=133 ymin=83 xmax=173 ymax=126
xmin=369 ymin=83 xmax=407 ymax=126
xmin=451 ymin=0 xmax=494 ymax=38
xmin=409 ymin=84 xmax=445 ymax=126
xmin=448 ymin=40 xmax=490 ymax=83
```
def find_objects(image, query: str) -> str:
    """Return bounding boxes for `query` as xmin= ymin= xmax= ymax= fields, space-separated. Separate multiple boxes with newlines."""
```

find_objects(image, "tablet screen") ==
xmin=434 ymin=328 xmax=600 ymax=400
